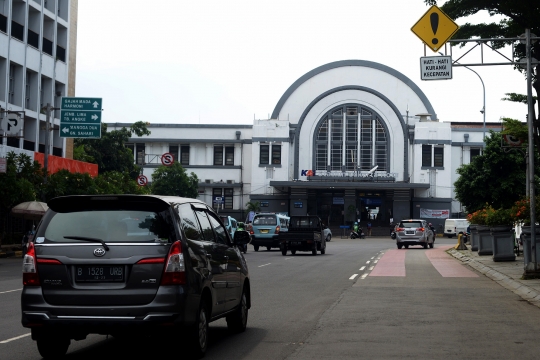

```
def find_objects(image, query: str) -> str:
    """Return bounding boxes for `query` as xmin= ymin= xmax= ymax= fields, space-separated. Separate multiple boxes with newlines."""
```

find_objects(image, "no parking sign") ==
xmin=137 ymin=175 xmax=148 ymax=186
xmin=161 ymin=152 xmax=174 ymax=166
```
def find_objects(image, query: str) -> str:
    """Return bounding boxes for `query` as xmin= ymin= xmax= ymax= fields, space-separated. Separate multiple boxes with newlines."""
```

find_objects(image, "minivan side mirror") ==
xmin=233 ymin=230 xmax=251 ymax=245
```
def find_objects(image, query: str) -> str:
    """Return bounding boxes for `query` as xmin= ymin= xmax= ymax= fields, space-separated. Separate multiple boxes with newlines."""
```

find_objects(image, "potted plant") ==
xmin=485 ymin=207 xmax=513 ymax=231
xmin=467 ymin=208 xmax=489 ymax=227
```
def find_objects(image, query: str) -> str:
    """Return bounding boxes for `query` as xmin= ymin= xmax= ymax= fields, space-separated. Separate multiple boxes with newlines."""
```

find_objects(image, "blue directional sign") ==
xmin=60 ymin=97 xmax=102 ymax=138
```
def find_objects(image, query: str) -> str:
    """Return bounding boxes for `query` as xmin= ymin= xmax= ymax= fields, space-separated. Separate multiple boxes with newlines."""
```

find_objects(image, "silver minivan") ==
xmin=395 ymin=219 xmax=435 ymax=249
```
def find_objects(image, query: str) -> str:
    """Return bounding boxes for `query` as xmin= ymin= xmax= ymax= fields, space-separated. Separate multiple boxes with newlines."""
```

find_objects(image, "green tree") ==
xmin=41 ymin=169 xmax=101 ymax=201
xmin=151 ymin=162 xmax=199 ymax=198
xmin=0 ymin=152 xmax=43 ymax=209
xmin=454 ymin=130 xmax=540 ymax=212
xmin=245 ymin=201 xmax=261 ymax=213
xmin=424 ymin=0 xmax=540 ymax=148
xmin=73 ymin=121 xmax=151 ymax=177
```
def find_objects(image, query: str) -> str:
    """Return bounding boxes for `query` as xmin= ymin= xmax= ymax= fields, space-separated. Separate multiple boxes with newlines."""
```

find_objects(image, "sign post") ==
xmin=60 ymin=97 xmax=103 ymax=138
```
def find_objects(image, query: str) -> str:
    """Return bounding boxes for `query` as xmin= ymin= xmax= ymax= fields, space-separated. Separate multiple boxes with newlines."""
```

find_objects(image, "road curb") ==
xmin=448 ymin=248 xmax=540 ymax=309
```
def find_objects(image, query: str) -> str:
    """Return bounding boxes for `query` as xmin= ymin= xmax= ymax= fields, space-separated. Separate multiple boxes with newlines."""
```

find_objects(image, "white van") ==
xmin=444 ymin=219 xmax=469 ymax=238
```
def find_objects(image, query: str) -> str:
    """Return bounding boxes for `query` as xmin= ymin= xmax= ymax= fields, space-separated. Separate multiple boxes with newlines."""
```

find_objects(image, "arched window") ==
xmin=315 ymin=105 xmax=388 ymax=172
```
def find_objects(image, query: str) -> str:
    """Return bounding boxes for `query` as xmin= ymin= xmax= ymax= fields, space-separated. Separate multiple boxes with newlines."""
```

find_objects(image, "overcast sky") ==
xmin=76 ymin=0 xmax=529 ymax=126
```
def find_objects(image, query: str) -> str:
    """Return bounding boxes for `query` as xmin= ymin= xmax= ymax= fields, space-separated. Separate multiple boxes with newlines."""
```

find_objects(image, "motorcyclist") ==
xmin=236 ymin=222 xmax=248 ymax=254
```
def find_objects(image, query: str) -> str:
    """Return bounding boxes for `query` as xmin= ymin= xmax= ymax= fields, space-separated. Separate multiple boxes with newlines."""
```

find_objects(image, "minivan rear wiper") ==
xmin=63 ymin=236 xmax=110 ymax=251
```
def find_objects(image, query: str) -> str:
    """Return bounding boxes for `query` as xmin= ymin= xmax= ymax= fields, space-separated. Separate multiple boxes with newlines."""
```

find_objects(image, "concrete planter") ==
xmin=477 ymin=225 xmax=493 ymax=255
xmin=490 ymin=226 xmax=515 ymax=262
xmin=520 ymin=226 xmax=540 ymax=265
xmin=470 ymin=224 xmax=479 ymax=251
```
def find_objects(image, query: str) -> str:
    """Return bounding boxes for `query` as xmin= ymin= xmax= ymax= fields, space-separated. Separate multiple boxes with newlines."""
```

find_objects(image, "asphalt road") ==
xmin=2 ymin=237 xmax=540 ymax=359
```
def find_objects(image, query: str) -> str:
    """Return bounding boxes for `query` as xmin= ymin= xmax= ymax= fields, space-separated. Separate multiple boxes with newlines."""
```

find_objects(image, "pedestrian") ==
xmin=367 ymin=221 xmax=372 ymax=236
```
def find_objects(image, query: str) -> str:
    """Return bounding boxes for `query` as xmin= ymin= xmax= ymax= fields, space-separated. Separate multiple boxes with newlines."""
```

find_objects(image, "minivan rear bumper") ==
xmin=21 ymin=285 xmax=199 ymax=336
xmin=251 ymin=235 xmax=280 ymax=247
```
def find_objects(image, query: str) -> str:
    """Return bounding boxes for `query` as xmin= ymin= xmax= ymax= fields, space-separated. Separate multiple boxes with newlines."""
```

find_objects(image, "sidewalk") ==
xmin=448 ymin=244 xmax=540 ymax=308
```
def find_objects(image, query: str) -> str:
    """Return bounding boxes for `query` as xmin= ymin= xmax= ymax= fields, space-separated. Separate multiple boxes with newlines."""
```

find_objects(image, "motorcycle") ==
xmin=350 ymin=224 xmax=365 ymax=239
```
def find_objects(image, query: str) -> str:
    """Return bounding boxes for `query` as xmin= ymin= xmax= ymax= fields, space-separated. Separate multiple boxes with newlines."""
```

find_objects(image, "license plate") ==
xmin=260 ymin=229 xmax=269 ymax=234
xmin=405 ymin=231 xmax=415 ymax=235
xmin=290 ymin=241 xmax=302 ymax=245
xmin=76 ymin=266 xmax=124 ymax=282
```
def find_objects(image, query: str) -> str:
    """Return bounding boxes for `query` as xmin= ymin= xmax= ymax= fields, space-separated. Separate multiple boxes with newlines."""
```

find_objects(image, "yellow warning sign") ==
xmin=411 ymin=5 xmax=459 ymax=52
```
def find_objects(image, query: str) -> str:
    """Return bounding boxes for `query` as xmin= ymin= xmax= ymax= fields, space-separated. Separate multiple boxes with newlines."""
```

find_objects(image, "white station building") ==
xmin=109 ymin=60 xmax=499 ymax=230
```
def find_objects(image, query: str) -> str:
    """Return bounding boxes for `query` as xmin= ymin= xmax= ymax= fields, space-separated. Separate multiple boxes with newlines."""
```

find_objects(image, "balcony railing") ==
xmin=27 ymin=29 xmax=39 ymax=48
xmin=42 ymin=37 xmax=53 ymax=56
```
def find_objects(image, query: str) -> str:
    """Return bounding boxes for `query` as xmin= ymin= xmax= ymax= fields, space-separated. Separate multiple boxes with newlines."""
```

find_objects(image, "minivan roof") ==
xmin=48 ymin=195 xmax=207 ymax=213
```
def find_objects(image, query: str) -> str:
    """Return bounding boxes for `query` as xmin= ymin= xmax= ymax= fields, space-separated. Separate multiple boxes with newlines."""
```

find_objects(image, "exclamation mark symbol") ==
xmin=430 ymin=12 xmax=439 ymax=45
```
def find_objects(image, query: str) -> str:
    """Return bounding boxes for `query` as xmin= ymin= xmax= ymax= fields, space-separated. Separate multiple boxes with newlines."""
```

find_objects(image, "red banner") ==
xmin=34 ymin=153 xmax=98 ymax=178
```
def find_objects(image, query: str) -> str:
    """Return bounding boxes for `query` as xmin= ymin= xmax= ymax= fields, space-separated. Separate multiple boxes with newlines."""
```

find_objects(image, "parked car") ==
xmin=444 ymin=218 xmax=470 ymax=238
xmin=323 ymin=225 xmax=332 ymax=242
xmin=249 ymin=213 xmax=290 ymax=251
xmin=21 ymin=195 xmax=251 ymax=359
xmin=395 ymin=219 xmax=434 ymax=249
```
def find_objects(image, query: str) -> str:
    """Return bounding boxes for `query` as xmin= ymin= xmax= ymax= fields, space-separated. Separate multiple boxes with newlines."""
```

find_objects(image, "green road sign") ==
xmin=60 ymin=97 xmax=103 ymax=138
xmin=61 ymin=97 xmax=102 ymax=111
xmin=60 ymin=124 xmax=101 ymax=138
xmin=61 ymin=111 xmax=101 ymax=123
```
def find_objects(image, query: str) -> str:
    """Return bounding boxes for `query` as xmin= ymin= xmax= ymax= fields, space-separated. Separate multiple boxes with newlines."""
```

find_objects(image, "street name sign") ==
xmin=420 ymin=56 xmax=452 ymax=80
xmin=60 ymin=97 xmax=103 ymax=138
xmin=411 ymin=5 xmax=459 ymax=52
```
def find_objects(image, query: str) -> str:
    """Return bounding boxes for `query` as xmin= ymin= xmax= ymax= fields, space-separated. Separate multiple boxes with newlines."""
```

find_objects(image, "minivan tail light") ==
xmin=275 ymin=225 xmax=280 ymax=234
xmin=396 ymin=227 xmax=404 ymax=232
xmin=161 ymin=240 xmax=186 ymax=285
xmin=36 ymin=259 xmax=62 ymax=265
xmin=136 ymin=258 xmax=165 ymax=265
xmin=23 ymin=242 xmax=40 ymax=286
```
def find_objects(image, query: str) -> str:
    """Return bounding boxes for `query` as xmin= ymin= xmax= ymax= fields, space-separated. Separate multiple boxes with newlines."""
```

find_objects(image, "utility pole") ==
xmin=42 ymin=103 xmax=59 ymax=184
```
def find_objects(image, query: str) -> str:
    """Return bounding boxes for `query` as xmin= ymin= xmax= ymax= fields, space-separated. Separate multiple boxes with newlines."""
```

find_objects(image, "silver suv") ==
xmin=395 ymin=219 xmax=434 ymax=249
xmin=21 ymin=195 xmax=251 ymax=359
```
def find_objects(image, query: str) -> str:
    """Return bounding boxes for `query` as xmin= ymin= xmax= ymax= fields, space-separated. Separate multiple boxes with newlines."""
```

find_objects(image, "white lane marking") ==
xmin=0 ymin=288 xmax=22 ymax=295
xmin=285 ymin=258 xmax=294 ymax=260
xmin=369 ymin=266 xmax=374 ymax=271
xmin=373 ymin=260 xmax=379 ymax=264
xmin=359 ymin=266 xmax=366 ymax=271
xmin=349 ymin=274 xmax=359 ymax=280
xmin=366 ymin=260 xmax=371 ymax=264
xmin=258 ymin=263 xmax=272 ymax=267
xmin=360 ymin=274 xmax=368 ymax=279
xmin=371 ymin=256 xmax=375 ymax=259
xmin=0 ymin=333 xmax=31 ymax=344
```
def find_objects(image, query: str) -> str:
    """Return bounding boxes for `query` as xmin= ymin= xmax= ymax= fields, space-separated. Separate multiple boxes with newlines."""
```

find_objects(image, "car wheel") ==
xmin=189 ymin=299 xmax=209 ymax=358
xmin=254 ymin=245 xmax=259 ymax=251
xmin=326 ymin=235 xmax=331 ymax=242
xmin=266 ymin=246 xmax=271 ymax=251
xmin=320 ymin=247 xmax=326 ymax=254
xmin=404 ymin=244 xmax=409 ymax=249
xmin=226 ymin=288 xmax=248 ymax=333
xmin=291 ymin=250 xmax=296 ymax=255
xmin=37 ymin=337 xmax=70 ymax=359
xmin=281 ymin=247 xmax=287 ymax=256
xmin=312 ymin=245 xmax=317 ymax=255
xmin=429 ymin=242 xmax=434 ymax=248
xmin=397 ymin=243 xmax=403 ymax=249
xmin=423 ymin=242 xmax=428 ymax=249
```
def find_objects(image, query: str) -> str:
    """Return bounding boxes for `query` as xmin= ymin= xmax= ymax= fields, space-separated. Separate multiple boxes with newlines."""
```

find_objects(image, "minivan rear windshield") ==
xmin=40 ymin=210 xmax=173 ymax=243
xmin=253 ymin=216 xmax=277 ymax=225
xmin=400 ymin=222 xmax=422 ymax=228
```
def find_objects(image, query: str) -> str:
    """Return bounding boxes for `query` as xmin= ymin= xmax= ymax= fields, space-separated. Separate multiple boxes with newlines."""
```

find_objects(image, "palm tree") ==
xmin=245 ymin=201 xmax=261 ymax=213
